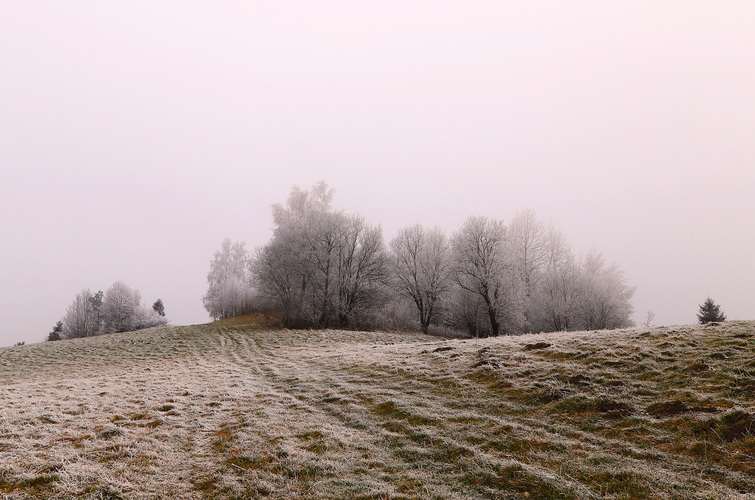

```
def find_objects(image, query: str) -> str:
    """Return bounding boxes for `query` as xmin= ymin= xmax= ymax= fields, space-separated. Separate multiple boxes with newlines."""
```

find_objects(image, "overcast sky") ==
xmin=1 ymin=1 xmax=753 ymax=346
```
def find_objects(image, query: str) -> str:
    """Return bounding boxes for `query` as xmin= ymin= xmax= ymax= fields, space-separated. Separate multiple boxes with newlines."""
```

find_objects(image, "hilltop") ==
xmin=0 ymin=316 xmax=753 ymax=499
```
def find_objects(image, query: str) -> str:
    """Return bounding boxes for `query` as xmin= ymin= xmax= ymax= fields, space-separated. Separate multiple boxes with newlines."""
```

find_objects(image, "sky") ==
xmin=1 ymin=1 xmax=754 ymax=346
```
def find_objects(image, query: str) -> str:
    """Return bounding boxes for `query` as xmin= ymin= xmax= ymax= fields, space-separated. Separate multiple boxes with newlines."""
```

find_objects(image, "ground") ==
xmin=0 ymin=315 xmax=753 ymax=499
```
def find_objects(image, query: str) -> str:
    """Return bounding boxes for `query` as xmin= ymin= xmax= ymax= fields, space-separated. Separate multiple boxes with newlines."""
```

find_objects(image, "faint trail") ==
xmin=0 ymin=321 xmax=752 ymax=499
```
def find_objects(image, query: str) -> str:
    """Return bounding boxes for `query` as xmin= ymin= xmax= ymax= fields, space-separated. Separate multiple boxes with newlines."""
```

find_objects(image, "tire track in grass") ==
xmin=2 ymin=321 xmax=752 ymax=498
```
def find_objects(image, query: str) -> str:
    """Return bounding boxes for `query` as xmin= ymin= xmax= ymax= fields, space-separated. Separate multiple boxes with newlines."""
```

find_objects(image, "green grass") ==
xmin=0 ymin=317 xmax=752 ymax=498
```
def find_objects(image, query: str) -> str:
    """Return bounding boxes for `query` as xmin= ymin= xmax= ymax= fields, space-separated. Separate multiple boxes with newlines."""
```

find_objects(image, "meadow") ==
xmin=0 ymin=316 xmax=753 ymax=499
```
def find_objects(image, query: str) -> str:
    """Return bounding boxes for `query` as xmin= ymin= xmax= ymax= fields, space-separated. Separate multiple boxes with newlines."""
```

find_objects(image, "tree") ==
xmin=577 ymin=250 xmax=635 ymax=330
xmin=133 ymin=304 xmax=169 ymax=330
xmin=204 ymin=238 xmax=255 ymax=320
xmin=152 ymin=298 xmax=166 ymax=317
xmin=642 ymin=311 xmax=655 ymax=328
xmin=697 ymin=297 xmax=726 ymax=324
xmin=47 ymin=321 xmax=63 ymax=341
xmin=509 ymin=209 xmax=547 ymax=332
xmin=252 ymin=183 xmax=389 ymax=328
xmin=451 ymin=216 xmax=522 ymax=337
xmin=101 ymin=281 xmax=142 ymax=333
xmin=530 ymin=226 xmax=581 ymax=332
xmin=62 ymin=288 xmax=100 ymax=338
xmin=90 ymin=289 xmax=104 ymax=327
xmin=390 ymin=224 xmax=453 ymax=334
xmin=333 ymin=214 xmax=389 ymax=327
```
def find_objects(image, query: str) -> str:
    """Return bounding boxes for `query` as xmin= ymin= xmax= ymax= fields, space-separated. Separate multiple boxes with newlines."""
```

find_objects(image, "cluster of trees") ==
xmin=48 ymin=282 xmax=167 ymax=341
xmin=204 ymin=183 xmax=635 ymax=337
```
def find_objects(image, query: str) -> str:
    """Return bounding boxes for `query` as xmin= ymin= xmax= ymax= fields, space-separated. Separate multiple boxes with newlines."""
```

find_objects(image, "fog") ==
xmin=2 ymin=2 xmax=753 ymax=346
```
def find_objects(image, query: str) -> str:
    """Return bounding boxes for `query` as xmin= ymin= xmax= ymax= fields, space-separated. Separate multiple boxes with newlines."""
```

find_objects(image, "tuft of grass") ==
xmin=372 ymin=401 xmax=439 ymax=427
xmin=462 ymin=464 xmax=565 ymax=498
xmin=523 ymin=342 xmax=552 ymax=351
xmin=718 ymin=410 xmax=755 ymax=441
xmin=646 ymin=400 xmax=688 ymax=418
xmin=553 ymin=396 xmax=632 ymax=419
xmin=98 ymin=427 xmax=123 ymax=439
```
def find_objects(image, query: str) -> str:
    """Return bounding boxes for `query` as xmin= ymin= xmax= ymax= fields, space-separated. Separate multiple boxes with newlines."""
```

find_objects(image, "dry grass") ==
xmin=0 ymin=315 xmax=753 ymax=498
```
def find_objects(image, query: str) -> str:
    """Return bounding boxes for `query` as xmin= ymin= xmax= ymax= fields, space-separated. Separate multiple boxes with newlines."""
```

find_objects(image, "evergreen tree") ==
xmin=47 ymin=321 xmax=63 ymax=341
xmin=152 ymin=299 xmax=166 ymax=317
xmin=697 ymin=297 xmax=726 ymax=324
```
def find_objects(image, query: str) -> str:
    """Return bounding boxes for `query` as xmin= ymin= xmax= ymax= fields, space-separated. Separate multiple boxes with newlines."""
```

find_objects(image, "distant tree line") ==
xmin=48 ymin=281 xmax=167 ymax=341
xmin=204 ymin=183 xmax=635 ymax=337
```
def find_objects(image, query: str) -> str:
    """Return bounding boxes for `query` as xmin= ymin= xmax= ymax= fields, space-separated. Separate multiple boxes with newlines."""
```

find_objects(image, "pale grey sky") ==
xmin=2 ymin=1 xmax=754 ymax=346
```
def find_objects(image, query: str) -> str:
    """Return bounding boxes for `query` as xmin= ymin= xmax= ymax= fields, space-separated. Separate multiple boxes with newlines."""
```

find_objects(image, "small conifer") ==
xmin=697 ymin=297 xmax=726 ymax=324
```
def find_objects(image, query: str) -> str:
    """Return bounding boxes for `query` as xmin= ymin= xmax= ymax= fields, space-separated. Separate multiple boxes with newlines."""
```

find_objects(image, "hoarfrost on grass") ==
xmin=0 ymin=318 xmax=752 ymax=498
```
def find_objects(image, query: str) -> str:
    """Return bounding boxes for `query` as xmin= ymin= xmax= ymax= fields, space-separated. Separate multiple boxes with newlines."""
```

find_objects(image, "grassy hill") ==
xmin=0 ymin=316 xmax=753 ymax=499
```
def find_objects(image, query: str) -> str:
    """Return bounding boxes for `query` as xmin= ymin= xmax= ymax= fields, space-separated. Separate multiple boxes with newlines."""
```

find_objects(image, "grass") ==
xmin=0 ymin=317 xmax=753 ymax=498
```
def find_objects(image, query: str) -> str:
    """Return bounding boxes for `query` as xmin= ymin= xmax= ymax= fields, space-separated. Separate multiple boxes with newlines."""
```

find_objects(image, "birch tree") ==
xmin=101 ymin=281 xmax=142 ymax=333
xmin=509 ymin=209 xmax=547 ymax=332
xmin=203 ymin=238 xmax=255 ymax=320
xmin=62 ymin=288 xmax=100 ymax=338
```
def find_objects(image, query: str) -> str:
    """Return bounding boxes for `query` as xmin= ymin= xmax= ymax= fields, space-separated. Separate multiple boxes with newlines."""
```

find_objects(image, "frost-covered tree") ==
xmin=58 ymin=283 xmax=167 ymax=338
xmin=203 ymin=238 xmax=255 ymax=320
xmin=333 ymin=214 xmax=388 ymax=326
xmin=530 ymin=226 xmax=582 ymax=332
xmin=62 ymin=288 xmax=100 ymax=338
xmin=529 ymin=229 xmax=635 ymax=332
xmin=578 ymin=250 xmax=635 ymax=330
xmin=253 ymin=182 xmax=389 ymax=328
xmin=133 ymin=303 xmax=169 ymax=330
xmin=697 ymin=297 xmax=726 ymax=324
xmin=390 ymin=225 xmax=453 ymax=334
xmin=451 ymin=216 xmax=522 ymax=337
xmin=509 ymin=209 xmax=547 ymax=332
xmin=446 ymin=286 xmax=488 ymax=338
xmin=101 ymin=281 xmax=142 ymax=333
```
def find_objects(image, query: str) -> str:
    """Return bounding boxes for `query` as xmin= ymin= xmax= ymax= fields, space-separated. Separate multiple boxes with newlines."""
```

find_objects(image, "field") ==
xmin=0 ymin=316 xmax=753 ymax=499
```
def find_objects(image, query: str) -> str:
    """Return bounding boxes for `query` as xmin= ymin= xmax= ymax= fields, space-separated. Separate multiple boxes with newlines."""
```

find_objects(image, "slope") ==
xmin=0 ymin=316 xmax=753 ymax=499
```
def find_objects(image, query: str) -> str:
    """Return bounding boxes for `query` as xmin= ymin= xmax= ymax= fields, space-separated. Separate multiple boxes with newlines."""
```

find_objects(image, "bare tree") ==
xmin=451 ymin=216 xmax=521 ymax=337
xmin=390 ymin=224 xmax=453 ymax=334
xmin=642 ymin=311 xmax=655 ymax=328
xmin=204 ymin=238 xmax=255 ymax=320
xmin=508 ymin=209 xmax=546 ymax=331
xmin=62 ymin=288 xmax=100 ymax=338
xmin=530 ymin=231 xmax=634 ymax=332
xmin=446 ymin=286 xmax=487 ymax=337
xmin=253 ymin=183 xmax=389 ymax=328
xmin=334 ymin=215 xmax=389 ymax=327
xmin=578 ymin=250 xmax=635 ymax=330
xmin=101 ymin=281 xmax=142 ymax=333
xmin=132 ymin=303 xmax=169 ymax=330
xmin=531 ymin=226 xmax=581 ymax=332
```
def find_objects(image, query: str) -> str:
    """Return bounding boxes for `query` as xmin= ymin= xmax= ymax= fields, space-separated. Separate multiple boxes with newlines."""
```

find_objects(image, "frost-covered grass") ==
xmin=0 ymin=315 xmax=753 ymax=498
